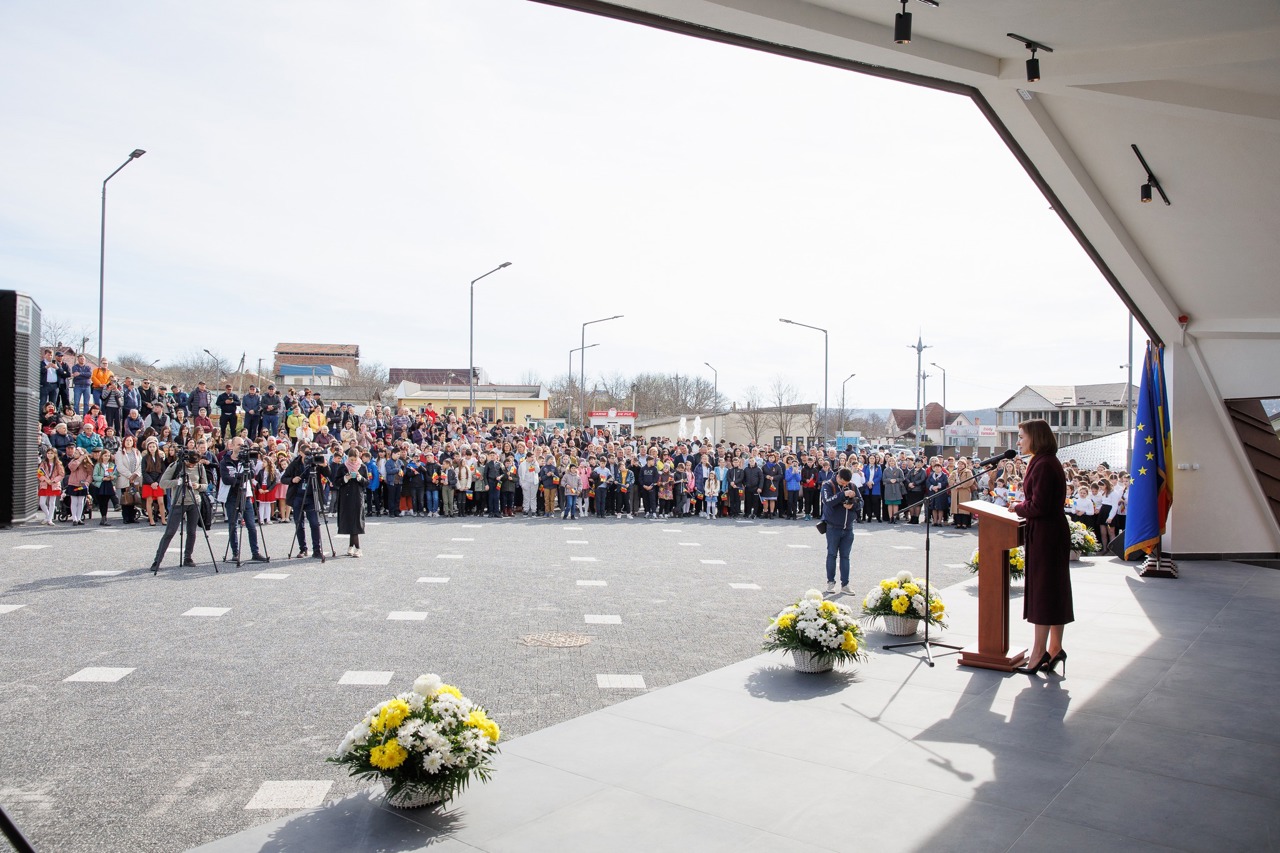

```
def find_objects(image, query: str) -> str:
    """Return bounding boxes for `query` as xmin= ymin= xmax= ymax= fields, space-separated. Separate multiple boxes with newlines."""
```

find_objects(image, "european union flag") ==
xmin=1125 ymin=342 xmax=1174 ymax=558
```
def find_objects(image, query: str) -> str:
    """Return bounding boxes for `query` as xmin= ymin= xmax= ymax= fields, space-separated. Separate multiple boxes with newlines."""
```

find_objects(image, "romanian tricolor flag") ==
xmin=1124 ymin=342 xmax=1174 ymax=558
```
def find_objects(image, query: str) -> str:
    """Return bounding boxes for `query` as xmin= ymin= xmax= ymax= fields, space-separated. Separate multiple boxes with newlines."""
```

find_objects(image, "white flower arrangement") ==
xmin=329 ymin=674 xmax=499 ymax=805
xmin=861 ymin=571 xmax=947 ymax=627
xmin=763 ymin=589 xmax=869 ymax=665
xmin=1068 ymin=520 xmax=1100 ymax=555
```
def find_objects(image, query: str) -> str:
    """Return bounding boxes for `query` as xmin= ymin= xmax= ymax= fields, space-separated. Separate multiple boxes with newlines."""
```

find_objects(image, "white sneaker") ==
xmin=840 ymin=585 xmax=851 ymax=595
xmin=346 ymin=546 xmax=355 ymax=557
xmin=826 ymin=581 xmax=836 ymax=593
xmin=353 ymin=548 xmax=362 ymax=558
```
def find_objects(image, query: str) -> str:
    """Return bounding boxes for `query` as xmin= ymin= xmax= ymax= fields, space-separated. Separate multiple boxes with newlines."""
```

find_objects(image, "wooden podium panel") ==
xmin=957 ymin=501 xmax=1028 ymax=671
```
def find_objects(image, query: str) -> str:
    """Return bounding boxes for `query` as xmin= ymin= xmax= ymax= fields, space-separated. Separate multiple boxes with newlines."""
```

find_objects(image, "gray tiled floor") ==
xmin=191 ymin=557 xmax=1280 ymax=853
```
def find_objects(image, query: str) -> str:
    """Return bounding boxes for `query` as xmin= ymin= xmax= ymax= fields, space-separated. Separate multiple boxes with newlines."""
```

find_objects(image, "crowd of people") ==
xmin=33 ymin=348 xmax=1132 ymax=562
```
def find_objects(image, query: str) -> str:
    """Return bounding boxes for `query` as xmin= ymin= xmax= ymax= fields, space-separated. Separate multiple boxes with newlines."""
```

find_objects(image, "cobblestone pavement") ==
xmin=0 ymin=513 xmax=980 ymax=852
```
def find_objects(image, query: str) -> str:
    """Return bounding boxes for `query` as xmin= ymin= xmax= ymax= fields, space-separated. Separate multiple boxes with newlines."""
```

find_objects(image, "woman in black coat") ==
xmin=333 ymin=447 xmax=368 ymax=557
xmin=1012 ymin=419 xmax=1073 ymax=675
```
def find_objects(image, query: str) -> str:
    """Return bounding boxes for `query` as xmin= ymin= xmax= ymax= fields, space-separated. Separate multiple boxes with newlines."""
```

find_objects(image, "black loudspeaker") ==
xmin=1106 ymin=532 xmax=1143 ymax=561
xmin=0 ymin=291 xmax=41 ymax=527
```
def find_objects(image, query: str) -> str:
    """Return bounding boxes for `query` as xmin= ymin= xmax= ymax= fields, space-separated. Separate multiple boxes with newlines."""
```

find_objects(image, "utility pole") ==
xmin=908 ymin=336 xmax=931 ymax=449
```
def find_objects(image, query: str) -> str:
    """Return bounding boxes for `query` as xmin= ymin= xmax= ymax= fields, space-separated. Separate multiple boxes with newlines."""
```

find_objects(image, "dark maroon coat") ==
xmin=1013 ymin=452 xmax=1073 ymax=625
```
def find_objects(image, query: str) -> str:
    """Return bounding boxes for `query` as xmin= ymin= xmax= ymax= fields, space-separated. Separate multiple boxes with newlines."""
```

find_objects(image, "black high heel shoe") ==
xmin=1045 ymin=650 xmax=1068 ymax=675
xmin=1014 ymin=651 xmax=1052 ymax=675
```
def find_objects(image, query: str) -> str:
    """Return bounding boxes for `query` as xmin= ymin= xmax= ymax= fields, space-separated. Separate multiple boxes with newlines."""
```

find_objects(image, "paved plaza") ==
xmin=1 ymin=513 xmax=977 ymax=852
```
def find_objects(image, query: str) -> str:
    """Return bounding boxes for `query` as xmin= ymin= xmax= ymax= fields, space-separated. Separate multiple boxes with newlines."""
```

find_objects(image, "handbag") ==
xmin=198 ymin=492 xmax=214 ymax=530
xmin=121 ymin=486 xmax=138 ymax=507
xmin=815 ymin=520 xmax=828 ymax=534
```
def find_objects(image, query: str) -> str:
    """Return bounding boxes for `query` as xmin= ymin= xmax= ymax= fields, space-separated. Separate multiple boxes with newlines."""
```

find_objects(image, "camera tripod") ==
xmin=153 ymin=457 xmax=219 ymax=575
xmin=287 ymin=463 xmax=336 ymax=562
xmin=221 ymin=458 xmax=271 ymax=568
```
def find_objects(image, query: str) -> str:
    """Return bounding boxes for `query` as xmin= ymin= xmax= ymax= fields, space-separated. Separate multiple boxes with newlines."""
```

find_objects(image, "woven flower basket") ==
xmin=881 ymin=615 xmax=920 ymax=636
xmin=1070 ymin=550 xmax=1082 ymax=561
xmin=381 ymin=778 xmax=446 ymax=808
xmin=790 ymin=649 xmax=834 ymax=673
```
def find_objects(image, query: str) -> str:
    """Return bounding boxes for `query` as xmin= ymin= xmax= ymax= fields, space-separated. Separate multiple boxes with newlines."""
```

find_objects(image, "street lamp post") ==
xmin=568 ymin=343 xmax=599 ymax=423
xmin=446 ymin=372 xmax=458 ymax=412
xmin=98 ymin=148 xmax=145 ymax=362
xmin=780 ymin=318 xmax=828 ymax=441
xmin=580 ymin=315 xmax=623 ymax=427
xmin=202 ymin=348 xmax=220 ymax=382
xmin=840 ymin=373 xmax=856 ymax=436
xmin=930 ymin=362 xmax=947 ymax=444
xmin=469 ymin=262 xmax=512 ymax=417
xmin=908 ymin=336 xmax=931 ymax=449
xmin=704 ymin=362 xmax=718 ymax=411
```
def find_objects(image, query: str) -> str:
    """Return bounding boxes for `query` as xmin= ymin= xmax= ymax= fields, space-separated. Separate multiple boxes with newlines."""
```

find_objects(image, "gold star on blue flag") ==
xmin=1125 ymin=342 xmax=1173 ymax=559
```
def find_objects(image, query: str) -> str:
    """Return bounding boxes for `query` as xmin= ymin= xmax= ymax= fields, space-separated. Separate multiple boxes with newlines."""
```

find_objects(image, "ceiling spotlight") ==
xmin=895 ymin=0 xmax=911 ymax=44
xmin=1007 ymin=33 xmax=1053 ymax=83
xmin=893 ymin=0 xmax=938 ymax=45
xmin=1131 ymin=144 xmax=1171 ymax=206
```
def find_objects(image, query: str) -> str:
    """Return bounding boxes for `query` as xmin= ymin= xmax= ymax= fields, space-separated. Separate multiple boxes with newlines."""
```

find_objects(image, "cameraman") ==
xmin=283 ymin=444 xmax=326 ymax=558
xmin=219 ymin=438 xmax=268 ymax=564
xmin=150 ymin=447 xmax=209 ymax=570
xmin=820 ymin=466 xmax=866 ymax=595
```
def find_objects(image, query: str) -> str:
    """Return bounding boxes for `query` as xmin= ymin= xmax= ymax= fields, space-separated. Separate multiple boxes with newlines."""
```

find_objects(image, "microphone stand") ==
xmin=883 ymin=461 xmax=998 ymax=667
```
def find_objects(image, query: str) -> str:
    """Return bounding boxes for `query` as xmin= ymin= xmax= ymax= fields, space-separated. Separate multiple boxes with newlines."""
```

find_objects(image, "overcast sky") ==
xmin=0 ymin=0 xmax=1139 ymax=411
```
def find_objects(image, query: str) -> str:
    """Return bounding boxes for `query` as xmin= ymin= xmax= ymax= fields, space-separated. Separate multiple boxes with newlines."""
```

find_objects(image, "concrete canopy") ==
xmin=535 ymin=0 xmax=1280 ymax=557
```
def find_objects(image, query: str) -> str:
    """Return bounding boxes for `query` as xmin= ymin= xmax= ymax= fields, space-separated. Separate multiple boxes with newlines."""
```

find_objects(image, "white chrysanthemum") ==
xmin=912 ymin=594 xmax=927 ymax=616
xmin=889 ymin=587 xmax=905 ymax=599
xmin=413 ymin=674 xmax=443 ymax=697
xmin=338 ymin=736 xmax=355 ymax=756
xmin=896 ymin=571 xmax=914 ymax=583
xmin=803 ymin=589 xmax=823 ymax=601
xmin=422 ymin=753 xmax=444 ymax=773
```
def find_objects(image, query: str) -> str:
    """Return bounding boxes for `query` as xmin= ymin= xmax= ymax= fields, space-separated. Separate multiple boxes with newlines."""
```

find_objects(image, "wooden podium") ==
xmin=957 ymin=501 xmax=1028 ymax=671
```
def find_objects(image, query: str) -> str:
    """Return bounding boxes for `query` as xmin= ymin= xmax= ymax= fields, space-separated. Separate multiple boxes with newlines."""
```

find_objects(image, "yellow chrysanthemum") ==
xmin=776 ymin=613 xmax=795 ymax=630
xmin=841 ymin=631 xmax=859 ymax=653
xmin=818 ymin=601 xmax=837 ymax=616
xmin=880 ymin=579 xmax=898 ymax=591
xmin=891 ymin=595 xmax=911 ymax=614
xmin=369 ymin=740 xmax=408 ymax=770
xmin=903 ymin=583 xmax=921 ymax=597
xmin=436 ymin=685 xmax=463 ymax=700
xmin=930 ymin=599 xmax=945 ymax=613
xmin=465 ymin=710 xmax=501 ymax=743
xmin=371 ymin=699 xmax=411 ymax=733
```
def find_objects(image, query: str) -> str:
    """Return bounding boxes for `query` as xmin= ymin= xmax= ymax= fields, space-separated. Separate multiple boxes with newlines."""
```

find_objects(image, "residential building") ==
xmin=636 ymin=403 xmax=818 ymax=447
xmin=393 ymin=380 xmax=548 ymax=424
xmin=888 ymin=403 xmax=963 ymax=446
xmin=272 ymin=342 xmax=359 ymax=377
xmin=996 ymin=384 xmax=1138 ymax=448
xmin=389 ymin=367 xmax=486 ymax=386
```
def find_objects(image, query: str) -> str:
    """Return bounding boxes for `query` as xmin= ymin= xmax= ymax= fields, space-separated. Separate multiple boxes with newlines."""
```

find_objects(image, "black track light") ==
xmin=1131 ymin=144 xmax=1171 ymax=206
xmin=895 ymin=0 xmax=911 ymax=44
xmin=1008 ymin=33 xmax=1053 ymax=83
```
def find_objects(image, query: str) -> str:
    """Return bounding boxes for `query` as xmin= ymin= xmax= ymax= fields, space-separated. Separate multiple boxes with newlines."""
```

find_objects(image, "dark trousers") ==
xmin=41 ymin=383 xmax=60 ymax=409
xmin=825 ymin=525 xmax=854 ymax=585
xmin=787 ymin=492 xmax=800 ymax=518
xmin=863 ymin=494 xmax=882 ymax=522
xmin=642 ymin=487 xmax=656 ymax=514
xmin=804 ymin=487 xmax=819 ymax=517
xmin=409 ymin=483 xmax=424 ymax=514
xmin=386 ymin=483 xmax=402 ymax=516
xmin=262 ymin=415 xmax=280 ymax=437
xmin=596 ymin=485 xmax=611 ymax=517
xmin=487 ymin=487 xmax=501 ymax=517
xmin=727 ymin=487 xmax=742 ymax=516
xmin=104 ymin=407 xmax=123 ymax=435
xmin=225 ymin=494 xmax=261 ymax=558
xmin=219 ymin=414 xmax=237 ymax=438
xmin=292 ymin=498 xmax=322 ymax=551
xmin=244 ymin=414 xmax=261 ymax=439
xmin=154 ymin=503 xmax=200 ymax=565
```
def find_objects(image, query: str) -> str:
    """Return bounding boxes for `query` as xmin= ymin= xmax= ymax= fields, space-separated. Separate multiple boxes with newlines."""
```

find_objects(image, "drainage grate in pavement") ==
xmin=518 ymin=631 xmax=592 ymax=648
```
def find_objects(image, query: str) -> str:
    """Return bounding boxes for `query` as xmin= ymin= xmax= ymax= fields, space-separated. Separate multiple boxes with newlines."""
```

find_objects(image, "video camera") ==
xmin=177 ymin=448 xmax=203 ymax=465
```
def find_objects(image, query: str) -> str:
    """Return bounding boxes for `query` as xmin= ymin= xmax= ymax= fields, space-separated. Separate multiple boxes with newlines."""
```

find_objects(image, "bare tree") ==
xmin=344 ymin=361 xmax=392 ymax=406
xmin=40 ymin=315 xmax=95 ymax=354
xmin=735 ymin=386 xmax=768 ymax=445
xmin=768 ymin=377 xmax=799 ymax=442
xmin=519 ymin=369 xmax=542 ymax=386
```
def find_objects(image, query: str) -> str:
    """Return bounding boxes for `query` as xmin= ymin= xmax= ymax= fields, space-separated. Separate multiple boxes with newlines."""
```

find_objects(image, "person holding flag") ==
xmin=1124 ymin=343 xmax=1174 ymax=575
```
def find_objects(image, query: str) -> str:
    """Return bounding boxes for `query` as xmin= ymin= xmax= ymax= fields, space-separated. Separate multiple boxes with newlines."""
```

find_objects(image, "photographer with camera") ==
xmin=219 ymin=437 xmax=269 ymax=565
xmin=283 ymin=443 xmax=327 ymax=559
xmin=150 ymin=446 xmax=209 ymax=570
xmin=333 ymin=447 xmax=368 ymax=557
xmin=819 ymin=466 xmax=865 ymax=595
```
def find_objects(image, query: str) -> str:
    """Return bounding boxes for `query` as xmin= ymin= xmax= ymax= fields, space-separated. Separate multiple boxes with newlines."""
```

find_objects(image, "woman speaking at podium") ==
xmin=1012 ymin=419 xmax=1073 ymax=675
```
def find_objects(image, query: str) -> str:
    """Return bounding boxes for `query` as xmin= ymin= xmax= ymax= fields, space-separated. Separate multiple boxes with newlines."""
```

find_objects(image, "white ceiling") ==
xmin=539 ymin=0 xmax=1280 ymax=397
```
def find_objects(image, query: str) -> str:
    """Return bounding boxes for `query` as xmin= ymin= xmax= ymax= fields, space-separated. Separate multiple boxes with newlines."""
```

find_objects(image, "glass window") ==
xmin=1050 ymin=411 xmax=1060 ymax=426
xmin=482 ymin=408 xmax=495 ymax=422
xmin=503 ymin=407 xmax=516 ymax=422
xmin=1108 ymin=409 xmax=1124 ymax=427
xmin=1083 ymin=410 xmax=1091 ymax=429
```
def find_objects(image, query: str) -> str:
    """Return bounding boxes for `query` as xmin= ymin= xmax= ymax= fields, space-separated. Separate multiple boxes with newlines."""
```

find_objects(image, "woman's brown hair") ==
xmin=1019 ymin=418 xmax=1058 ymax=455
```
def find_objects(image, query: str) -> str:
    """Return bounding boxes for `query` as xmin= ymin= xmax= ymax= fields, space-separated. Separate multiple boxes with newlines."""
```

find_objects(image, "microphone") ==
xmin=976 ymin=449 xmax=1016 ymax=468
